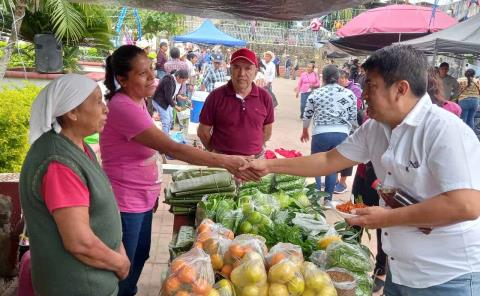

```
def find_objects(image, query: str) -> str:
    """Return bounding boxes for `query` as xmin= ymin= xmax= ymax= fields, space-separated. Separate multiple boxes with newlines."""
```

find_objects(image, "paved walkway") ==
xmin=137 ymin=77 xmax=383 ymax=296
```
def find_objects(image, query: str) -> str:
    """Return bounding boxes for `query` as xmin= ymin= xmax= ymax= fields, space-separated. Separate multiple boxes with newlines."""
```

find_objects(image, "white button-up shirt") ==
xmin=337 ymin=94 xmax=480 ymax=288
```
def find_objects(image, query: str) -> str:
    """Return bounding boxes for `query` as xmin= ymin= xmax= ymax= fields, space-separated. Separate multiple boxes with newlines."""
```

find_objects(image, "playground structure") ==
xmin=114 ymin=7 xmax=143 ymax=47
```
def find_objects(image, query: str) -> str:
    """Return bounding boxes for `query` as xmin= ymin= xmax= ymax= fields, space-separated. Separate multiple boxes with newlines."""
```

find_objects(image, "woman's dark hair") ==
xmin=427 ymin=66 xmax=445 ymax=105
xmin=465 ymin=69 xmax=476 ymax=87
xmin=339 ymin=70 xmax=349 ymax=79
xmin=187 ymin=52 xmax=196 ymax=61
xmin=322 ymin=64 xmax=340 ymax=84
xmin=174 ymin=69 xmax=189 ymax=79
xmin=308 ymin=62 xmax=315 ymax=69
xmin=363 ymin=45 xmax=427 ymax=98
xmin=104 ymin=45 xmax=145 ymax=101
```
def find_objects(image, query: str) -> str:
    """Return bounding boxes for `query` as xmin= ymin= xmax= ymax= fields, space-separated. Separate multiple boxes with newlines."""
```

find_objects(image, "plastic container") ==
xmin=190 ymin=91 xmax=209 ymax=123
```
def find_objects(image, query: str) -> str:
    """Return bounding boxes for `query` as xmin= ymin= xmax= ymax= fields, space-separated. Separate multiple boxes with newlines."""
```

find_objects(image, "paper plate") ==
xmin=327 ymin=200 xmax=358 ymax=219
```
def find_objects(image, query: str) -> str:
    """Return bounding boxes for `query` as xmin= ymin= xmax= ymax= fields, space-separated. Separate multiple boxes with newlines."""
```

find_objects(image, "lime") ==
xmin=239 ymin=221 xmax=253 ymax=234
xmin=247 ymin=212 xmax=262 ymax=224
xmin=242 ymin=203 xmax=254 ymax=214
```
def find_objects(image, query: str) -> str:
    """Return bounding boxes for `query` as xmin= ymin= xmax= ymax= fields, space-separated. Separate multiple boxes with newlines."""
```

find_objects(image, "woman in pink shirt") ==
xmin=100 ymin=45 xmax=254 ymax=296
xmin=295 ymin=62 xmax=320 ymax=119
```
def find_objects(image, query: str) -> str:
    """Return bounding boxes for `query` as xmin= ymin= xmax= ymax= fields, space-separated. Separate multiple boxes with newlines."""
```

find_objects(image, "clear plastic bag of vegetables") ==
xmin=161 ymin=247 xmax=215 ymax=296
xmin=291 ymin=213 xmax=329 ymax=236
xmin=325 ymin=241 xmax=374 ymax=274
xmin=274 ymin=177 xmax=306 ymax=192
xmin=266 ymin=242 xmax=304 ymax=269
xmin=300 ymin=261 xmax=338 ymax=296
xmin=194 ymin=219 xmax=234 ymax=273
xmin=230 ymin=248 xmax=268 ymax=296
xmin=216 ymin=208 xmax=244 ymax=233
xmin=195 ymin=194 xmax=236 ymax=226
xmin=316 ymin=226 xmax=342 ymax=250
xmin=213 ymin=279 xmax=236 ymax=296
xmin=266 ymin=243 xmax=306 ymax=295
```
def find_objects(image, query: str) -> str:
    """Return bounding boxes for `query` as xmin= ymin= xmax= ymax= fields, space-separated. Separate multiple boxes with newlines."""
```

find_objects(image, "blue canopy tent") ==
xmin=173 ymin=20 xmax=246 ymax=47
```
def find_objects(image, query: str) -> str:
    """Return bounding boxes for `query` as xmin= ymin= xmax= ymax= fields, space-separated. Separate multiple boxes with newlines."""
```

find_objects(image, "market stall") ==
xmin=163 ymin=168 xmax=375 ymax=296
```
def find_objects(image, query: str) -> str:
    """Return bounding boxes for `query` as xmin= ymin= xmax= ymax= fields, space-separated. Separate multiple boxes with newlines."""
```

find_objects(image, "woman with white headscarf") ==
xmin=19 ymin=74 xmax=130 ymax=296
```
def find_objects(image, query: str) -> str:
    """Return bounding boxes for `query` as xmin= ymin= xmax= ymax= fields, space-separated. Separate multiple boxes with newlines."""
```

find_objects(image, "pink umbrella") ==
xmin=332 ymin=4 xmax=457 ymax=53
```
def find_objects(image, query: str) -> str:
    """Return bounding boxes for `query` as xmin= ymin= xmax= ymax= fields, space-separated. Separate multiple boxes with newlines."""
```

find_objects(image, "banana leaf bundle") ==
xmin=172 ymin=168 xmax=227 ymax=182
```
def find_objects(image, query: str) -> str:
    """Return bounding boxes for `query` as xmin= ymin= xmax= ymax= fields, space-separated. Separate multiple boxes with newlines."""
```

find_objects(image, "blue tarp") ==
xmin=173 ymin=20 xmax=246 ymax=47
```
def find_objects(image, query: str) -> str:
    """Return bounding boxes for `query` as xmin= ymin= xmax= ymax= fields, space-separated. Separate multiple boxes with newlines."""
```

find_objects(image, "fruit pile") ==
xmin=266 ymin=243 xmax=305 ymax=296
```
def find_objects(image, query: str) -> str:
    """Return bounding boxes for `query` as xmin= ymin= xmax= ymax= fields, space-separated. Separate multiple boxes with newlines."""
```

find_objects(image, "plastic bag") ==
xmin=230 ymin=247 xmax=268 ymax=296
xmin=161 ymin=247 xmax=215 ymax=296
xmin=195 ymin=219 xmax=234 ymax=273
xmin=217 ymin=209 xmax=244 ymax=233
xmin=213 ymin=279 xmax=235 ymax=296
xmin=266 ymin=242 xmax=304 ymax=269
xmin=291 ymin=213 xmax=329 ymax=236
xmin=351 ymin=271 xmax=374 ymax=296
xmin=301 ymin=261 xmax=337 ymax=296
xmin=309 ymin=250 xmax=328 ymax=270
xmin=317 ymin=227 xmax=342 ymax=250
xmin=326 ymin=267 xmax=357 ymax=296
xmin=266 ymin=243 xmax=305 ymax=296
xmin=236 ymin=194 xmax=279 ymax=235
xmin=325 ymin=241 xmax=374 ymax=274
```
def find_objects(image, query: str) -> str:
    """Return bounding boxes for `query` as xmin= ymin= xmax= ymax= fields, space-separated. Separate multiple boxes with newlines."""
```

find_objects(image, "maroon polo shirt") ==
xmin=199 ymin=80 xmax=274 ymax=156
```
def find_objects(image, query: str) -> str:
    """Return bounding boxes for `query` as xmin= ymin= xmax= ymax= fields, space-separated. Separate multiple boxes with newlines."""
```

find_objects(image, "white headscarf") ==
xmin=29 ymin=74 xmax=98 ymax=144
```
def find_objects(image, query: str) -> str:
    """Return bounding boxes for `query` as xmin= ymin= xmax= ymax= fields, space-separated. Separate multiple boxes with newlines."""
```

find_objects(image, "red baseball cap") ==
xmin=230 ymin=48 xmax=258 ymax=68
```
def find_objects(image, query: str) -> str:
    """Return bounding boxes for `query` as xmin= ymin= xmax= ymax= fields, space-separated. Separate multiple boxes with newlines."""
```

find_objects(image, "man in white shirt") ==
xmin=263 ymin=51 xmax=276 ymax=91
xmin=243 ymin=45 xmax=480 ymax=295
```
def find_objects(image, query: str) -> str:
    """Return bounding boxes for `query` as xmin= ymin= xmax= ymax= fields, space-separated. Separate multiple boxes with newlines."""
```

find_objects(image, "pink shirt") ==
xmin=100 ymin=92 xmax=160 ymax=213
xmin=41 ymin=145 xmax=93 ymax=213
xmin=297 ymin=72 xmax=320 ymax=93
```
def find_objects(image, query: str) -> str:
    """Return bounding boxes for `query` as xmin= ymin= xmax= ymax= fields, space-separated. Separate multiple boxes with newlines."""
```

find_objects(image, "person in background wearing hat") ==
xmin=155 ymin=42 xmax=168 ymax=79
xmin=198 ymin=48 xmax=275 ymax=158
xmin=263 ymin=51 xmax=276 ymax=92
xmin=200 ymin=53 xmax=227 ymax=92
xmin=164 ymin=47 xmax=188 ymax=75
xmin=20 ymin=74 xmax=130 ymax=296
xmin=301 ymin=64 xmax=357 ymax=203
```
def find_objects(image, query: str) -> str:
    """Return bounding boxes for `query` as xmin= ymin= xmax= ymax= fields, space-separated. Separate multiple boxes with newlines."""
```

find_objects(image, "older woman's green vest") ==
xmin=20 ymin=131 xmax=121 ymax=296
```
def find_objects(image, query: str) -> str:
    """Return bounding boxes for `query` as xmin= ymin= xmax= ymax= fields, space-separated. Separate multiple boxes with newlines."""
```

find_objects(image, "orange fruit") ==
xmin=178 ymin=265 xmax=196 ymax=284
xmin=223 ymin=251 xmax=234 ymax=265
xmin=221 ymin=264 xmax=233 ymax=278
xmin=174 ymin=291 xmax=190 ymax=296
xmin=192 ymin=279 xmax=212 ymax=295
xmin=229 ymin=244 xmax=245 ymax=258
xmin=193 ymin=242 xmax=203 ymax=249
xmin=225 ymin=229 xmax=234 ymax=240
xmin=197 ymin=231 xmax=213 ymax=243
xmin=164 ymin=276 xmax=181 ymax=294
xmin=197 ymin=223 xmax=211 ymax=234
xmin=171 ymin=259 xmax=186 ymax=273
xmin=203 ymin=238 xmax=219 ymax=255
xmin=210 ymin=254 xmax=224 ymax=270
xmin=270 ymin=252 xmax=286 ymax=267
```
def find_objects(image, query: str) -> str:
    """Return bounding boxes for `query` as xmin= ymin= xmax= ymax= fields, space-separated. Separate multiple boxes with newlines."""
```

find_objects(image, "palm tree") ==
xmin=0 ymin=0 xmax=113 ymax=78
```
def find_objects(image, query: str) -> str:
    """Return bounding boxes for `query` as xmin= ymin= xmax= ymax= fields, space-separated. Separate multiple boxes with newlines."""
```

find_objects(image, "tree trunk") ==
xmin=0 ymin=0 xmax=27 ymax=80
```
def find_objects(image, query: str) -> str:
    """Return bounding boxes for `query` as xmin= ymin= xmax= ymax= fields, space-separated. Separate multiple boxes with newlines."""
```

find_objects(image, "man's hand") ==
xmin=115 ymin=243 xmax=131 ymax=280
xmin=239 ymin=159 xmax=270 ymax=179
xmin=222 ymin=155 xmax=262 ymax=182
xmin=300 ymin=129 xmax=310 ymax=143
xmin=345 ymin=206 xmax=391 ymax=229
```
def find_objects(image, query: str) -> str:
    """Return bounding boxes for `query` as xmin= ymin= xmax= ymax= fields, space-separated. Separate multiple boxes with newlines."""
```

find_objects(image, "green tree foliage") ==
xmin=0 ymin=83 xmax=41 ymax=173
xmin=140 ymin=10 xmax=185 ymax=37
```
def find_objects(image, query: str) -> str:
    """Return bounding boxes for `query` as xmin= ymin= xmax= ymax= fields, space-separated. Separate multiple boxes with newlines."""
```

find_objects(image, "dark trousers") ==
xmin=118 ymin=210 xmax=153 ymax=296
xmin=311 ymin=132 xmax=348 ymax=198
xmin=352 ymin=163 xmax=387 ymax=274
xmin=300 ymin=92 xmax=311 ymax=118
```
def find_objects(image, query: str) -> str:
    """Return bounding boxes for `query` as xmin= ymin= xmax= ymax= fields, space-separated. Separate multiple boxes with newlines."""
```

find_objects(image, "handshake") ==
xmin=221 ymin=155 xmax=269 ymax=182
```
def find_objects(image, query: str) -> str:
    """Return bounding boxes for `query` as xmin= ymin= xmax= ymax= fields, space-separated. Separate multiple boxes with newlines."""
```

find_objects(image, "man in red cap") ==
xmin=197 ymin=48 xmax=275 ymax=157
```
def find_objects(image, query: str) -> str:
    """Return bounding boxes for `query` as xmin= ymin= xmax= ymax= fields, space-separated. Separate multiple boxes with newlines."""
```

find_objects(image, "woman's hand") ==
xmin=300 ymin=129 xmax=310 ymax=143
xmin=115 ymin=243 xmax=131 ymax=280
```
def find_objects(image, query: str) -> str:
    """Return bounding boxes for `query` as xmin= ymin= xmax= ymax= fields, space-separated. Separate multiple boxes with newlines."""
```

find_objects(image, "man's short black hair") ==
xmin=439 ymin=62 xmax=449 ymax=68
xmin=363 ymin=45 xmax=427 ymax=98
xmin=170 ymin=47 xmax=180 ymax=59
xmin=174 ymin=69 xmax=189 ymax=79
xmin=160 ymin=42 xmax=168 ymax=48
